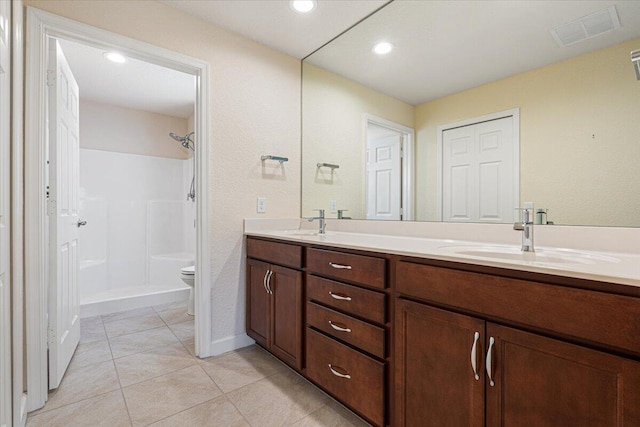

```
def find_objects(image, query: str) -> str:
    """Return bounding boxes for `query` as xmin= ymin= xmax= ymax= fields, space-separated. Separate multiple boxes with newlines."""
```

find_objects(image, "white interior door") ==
xmin=443 ymin=116 xmax=514 ymax=222
xmin=0 ymin=0 xmax=12 ymax=423
xmin=365 ymin=133 xmax=402 ymax=220
xmin=47 ymin=39 xmax=81 ymax=390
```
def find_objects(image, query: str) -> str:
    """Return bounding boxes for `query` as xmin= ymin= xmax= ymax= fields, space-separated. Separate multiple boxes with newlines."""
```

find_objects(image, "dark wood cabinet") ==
xmin=394 ymin=262 xmax=640 ymax=427
xmin=247 ymin=259 xmax=271 ymax=348
xmin=246 ymin=256 xmax=303 ymax=370
xmin=246 ymin=236 xmax=640 ymax=427
xmin=270 ymin=264 xmax=303 ymax=368
xmin=486 ymin=323 xmax=640 ymax=427
xmin=306 ymin=246 xmax=388 ymax=426
xmin=394 ymin=299 xmax=484 ymax=427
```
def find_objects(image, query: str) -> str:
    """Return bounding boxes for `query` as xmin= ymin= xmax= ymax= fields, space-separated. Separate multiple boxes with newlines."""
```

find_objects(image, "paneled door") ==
xmin=366 ymin=133 xmax=402 ymax=220
xmin=0 ymin=0 xmax=11 ymax=423
xmin=442 ymin=116 xmax=515 ymax=222
xmin=47 ymin=39 xmax=81 ymax=389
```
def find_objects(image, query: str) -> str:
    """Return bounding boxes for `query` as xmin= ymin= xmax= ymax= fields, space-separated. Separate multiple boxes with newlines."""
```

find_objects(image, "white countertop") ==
xmin=244 ymin=219 xmax=640 ymax=288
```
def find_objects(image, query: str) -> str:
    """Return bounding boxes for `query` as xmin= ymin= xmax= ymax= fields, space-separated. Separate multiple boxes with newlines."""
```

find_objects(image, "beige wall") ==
xmin=26 ymin=0 xmax=301 ymax=346
xmin=80 ymin=100 xmax=190 ymax=159
xmin=302 ymin=63 xmax=414 ymax=218
xmin=415 ymin=38 xmax=640 ymax=226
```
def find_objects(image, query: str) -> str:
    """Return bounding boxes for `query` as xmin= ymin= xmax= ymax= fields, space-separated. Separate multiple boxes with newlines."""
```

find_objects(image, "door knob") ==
xmin=77 ymin=220 xmax=87 ymax=227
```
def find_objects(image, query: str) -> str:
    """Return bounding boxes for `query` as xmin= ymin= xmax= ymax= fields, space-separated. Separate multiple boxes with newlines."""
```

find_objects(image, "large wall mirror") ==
xmin=301 ymin=1 xmax=640 ymax=227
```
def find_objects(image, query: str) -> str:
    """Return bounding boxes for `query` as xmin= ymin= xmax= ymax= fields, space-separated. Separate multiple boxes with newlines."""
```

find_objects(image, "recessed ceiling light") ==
xmin=103 ymin=51 xmax=127 ymax=64
xmin=372 ymin=42 xmax=394 ymax=55
xmin=290 ymin=0 xmax=316 ymax=14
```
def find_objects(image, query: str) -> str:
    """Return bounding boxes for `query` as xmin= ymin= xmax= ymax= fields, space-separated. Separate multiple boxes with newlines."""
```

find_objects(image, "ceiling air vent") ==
xmin=550 ymin=5 xmax=621 ymax=47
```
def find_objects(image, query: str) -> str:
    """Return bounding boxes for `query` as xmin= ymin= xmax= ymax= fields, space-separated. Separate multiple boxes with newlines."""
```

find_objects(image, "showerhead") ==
xmin=632 ymin=50 xmax=640 ymax=80
xmin=169 ymin=132 xmax=195 ymax=151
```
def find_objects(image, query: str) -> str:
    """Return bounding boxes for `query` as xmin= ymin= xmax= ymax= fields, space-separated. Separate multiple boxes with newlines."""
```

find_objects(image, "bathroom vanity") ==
xmin=245 ymin=228 xmax=640 ymax=427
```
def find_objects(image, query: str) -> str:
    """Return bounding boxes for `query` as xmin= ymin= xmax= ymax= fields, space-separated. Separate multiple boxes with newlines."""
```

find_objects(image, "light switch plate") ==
xmin=330 ymin=200 xmax=337 ymax=213
xmin=257 ymin=197 xmax=266 ymax=213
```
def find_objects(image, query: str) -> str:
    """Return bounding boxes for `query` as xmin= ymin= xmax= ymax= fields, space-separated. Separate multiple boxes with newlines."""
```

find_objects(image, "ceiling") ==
xmin=58 ymin=1 xmax=640 ymax=116
xmin=305 ymin=0 xmax=640 ymax=105
xmin=57 ymin=0 xmax=389 ymax=118
xmin=158 ymin=0 xmax=389 ymax=59
xmin=59 ymin=39 xmax=196 ymax=118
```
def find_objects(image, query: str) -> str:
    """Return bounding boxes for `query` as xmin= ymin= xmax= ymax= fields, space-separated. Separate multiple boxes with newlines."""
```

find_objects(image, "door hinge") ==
xmin=46 ymin=69 xmax=55 ymax=87
xmin=47 ymin=199 xmax=57 ymax=216
xmin=47 ymin=328 xmax=55 ymax=349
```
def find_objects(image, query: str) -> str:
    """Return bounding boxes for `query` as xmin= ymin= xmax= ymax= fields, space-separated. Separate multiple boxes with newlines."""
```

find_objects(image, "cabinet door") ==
xmin=270 ymin=265 xmax=303 ymax=370
xmin=486 ymin=323 xmax=640 ymax=427
xmin=246 ymin=259 xmax=271 ymax=348
xmin=394 ymin=299 xmax=485 ymax=427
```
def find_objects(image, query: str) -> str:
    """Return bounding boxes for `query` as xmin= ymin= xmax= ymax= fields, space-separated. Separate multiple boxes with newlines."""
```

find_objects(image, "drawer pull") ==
xmin=328 ymin=291 xmax=352 ymax=301
xmin=328 ymin=364 xmax=351 ymax=379
xmin=328 ymin=262 xmax=352 ymax=270
xmin=266 ymin=270 xmax=274 ymax=294
xmin=470 ymin=331 xmax=480 ymax=381
xmin=328 ymin=321 xmax=352 ymax=333
xmin=486 ymin=336 xmax=495 ymax=387
xmin=262 ymin=270 xmax=270 ymax=294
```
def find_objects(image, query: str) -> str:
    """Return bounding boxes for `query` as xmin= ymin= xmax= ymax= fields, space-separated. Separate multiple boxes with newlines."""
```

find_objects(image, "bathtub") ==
xmin=79 ymin=251 xmax=193 ymax=318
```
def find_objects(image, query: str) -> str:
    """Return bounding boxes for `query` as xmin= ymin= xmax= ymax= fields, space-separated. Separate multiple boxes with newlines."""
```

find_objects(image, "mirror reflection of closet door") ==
xmin=442 ymin=116 xmax=515 ymax=223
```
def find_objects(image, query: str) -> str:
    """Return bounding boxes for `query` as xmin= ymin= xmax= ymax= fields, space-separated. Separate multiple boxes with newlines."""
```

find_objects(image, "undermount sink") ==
xmin=441 ymin=246 xmax=620 ymax=265
xmin=281 ymin=229 xmax=318 ymax=236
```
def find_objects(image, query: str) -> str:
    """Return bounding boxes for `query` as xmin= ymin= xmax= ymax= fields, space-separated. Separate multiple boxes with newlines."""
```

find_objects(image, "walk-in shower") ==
xmin=170 ymin=132 xmax=196 ymax=201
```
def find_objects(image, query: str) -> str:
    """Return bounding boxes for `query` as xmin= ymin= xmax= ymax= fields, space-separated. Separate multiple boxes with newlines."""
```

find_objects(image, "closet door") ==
xmin=442 ymin=116 xmax=515 ymax=223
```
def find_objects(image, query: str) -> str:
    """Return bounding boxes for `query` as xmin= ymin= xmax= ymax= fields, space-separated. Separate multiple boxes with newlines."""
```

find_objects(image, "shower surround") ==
xmin=78 ymin=148 xmax=196 ymax=317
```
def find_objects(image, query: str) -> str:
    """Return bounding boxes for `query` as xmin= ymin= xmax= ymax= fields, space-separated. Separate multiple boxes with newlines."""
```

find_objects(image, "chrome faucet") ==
xmin=308 ymin=209 xmax=326 ymax=234
xmin=513 ymin=207 xmax=534 ymax=252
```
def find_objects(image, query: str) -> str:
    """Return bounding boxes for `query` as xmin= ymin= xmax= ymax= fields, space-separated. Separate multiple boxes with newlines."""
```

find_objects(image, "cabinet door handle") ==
xmin=262 ymin=270 xmax=270 ymax=294
xmin=328 ymin=291 xmax=352 ymax=301
xmin=486 ymin=336 xmax=495 ymax=387
xmin=266 ymin=270 xmax=274 ymax=294
xmin=328 ymin=262 xmax=352 ymax=270
xmin=328 ymin=320 xmax=352 ymax=333
xmin=328 ymin=364 xmax=351 ymax=379
xmin=470 ymin=331 xmax=480 ymax=381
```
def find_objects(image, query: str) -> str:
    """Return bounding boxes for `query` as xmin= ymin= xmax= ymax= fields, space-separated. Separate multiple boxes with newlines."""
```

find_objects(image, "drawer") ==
xmin=246 ymin=237 xmax=302 ymax=269
xmin=396 ymin=261 xmax=640 ymax=357
xmin=307 ymin=302 xmax=385 ymax=358
xmin=307 ymin=275 xmax=386 ymax=324
xmin=307 ymin=248 xmax=386 ymax=289
xmin=306 ymin=328 xmax=385 ymax=427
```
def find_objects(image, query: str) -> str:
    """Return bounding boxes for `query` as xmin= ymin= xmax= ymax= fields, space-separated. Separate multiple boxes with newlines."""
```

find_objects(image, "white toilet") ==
xmin=181 ymin=265 xmax=195 ymax=316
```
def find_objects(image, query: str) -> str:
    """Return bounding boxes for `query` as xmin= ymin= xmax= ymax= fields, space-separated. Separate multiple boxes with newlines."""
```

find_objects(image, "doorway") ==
xmin=436 ymin=108 xmax=520 ymax=222
xmin=364 ymin=115 xmax=415 ymax=221
xmin=25 ymin=7 xmax=211 ymax=411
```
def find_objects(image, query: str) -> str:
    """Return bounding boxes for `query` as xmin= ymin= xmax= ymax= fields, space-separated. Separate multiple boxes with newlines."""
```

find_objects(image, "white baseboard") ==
xmin=209 ymin=333 xmax=255 ymax=357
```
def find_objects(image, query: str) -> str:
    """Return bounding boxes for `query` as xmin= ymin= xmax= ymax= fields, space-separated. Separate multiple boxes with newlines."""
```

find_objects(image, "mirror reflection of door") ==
xmin=365 ymin=123 xmax=403 ymax=220
xmin=442 ymin=116 xmax=517 ymax=222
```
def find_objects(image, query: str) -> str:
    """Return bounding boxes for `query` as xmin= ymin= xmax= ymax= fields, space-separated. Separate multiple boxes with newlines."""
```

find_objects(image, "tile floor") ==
xmin=26 ymin=301 xmax=369 ymax=427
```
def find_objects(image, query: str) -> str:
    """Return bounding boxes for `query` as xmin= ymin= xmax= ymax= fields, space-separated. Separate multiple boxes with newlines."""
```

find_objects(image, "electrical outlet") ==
xmin=257 ymin=197 xmax=266 ymax=213
xmin=330 ymin=200 xmax=337 ymax=214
